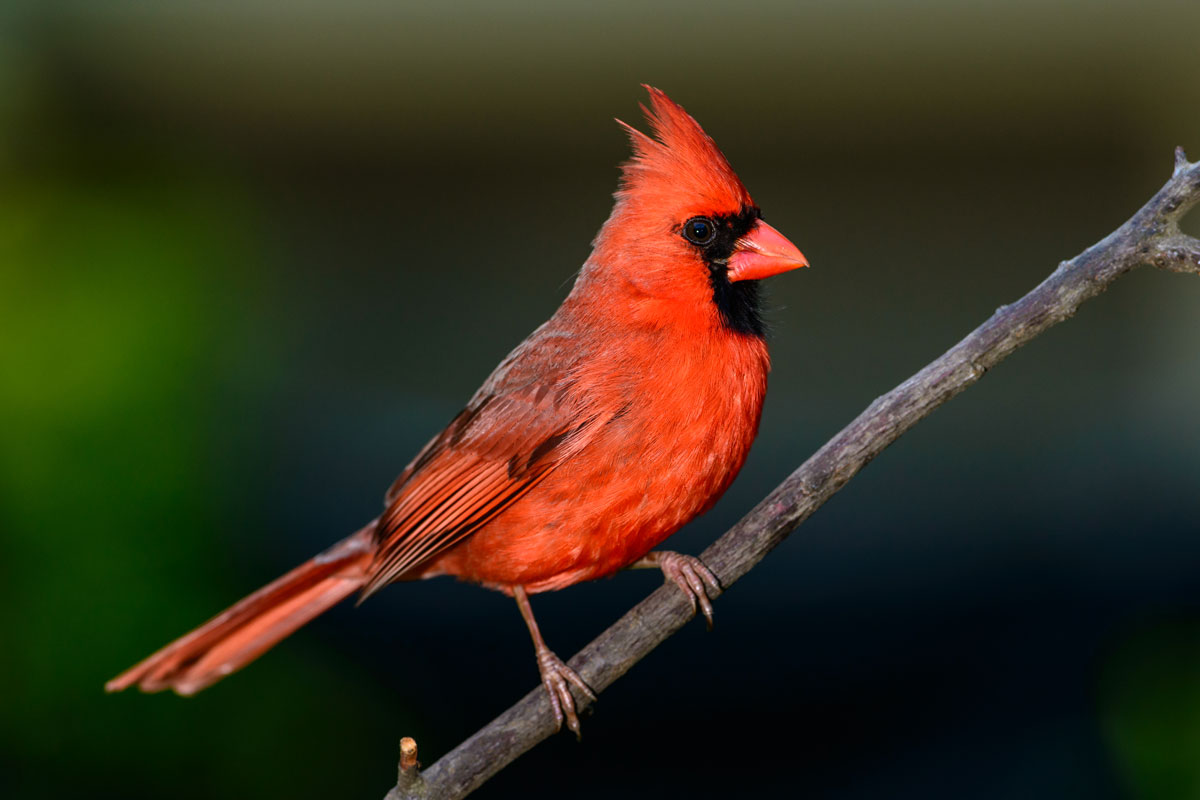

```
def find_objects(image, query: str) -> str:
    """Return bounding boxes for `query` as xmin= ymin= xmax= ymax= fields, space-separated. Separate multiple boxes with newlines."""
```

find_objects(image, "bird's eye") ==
xmin=683 ymin=217 xmax=716 ymax=245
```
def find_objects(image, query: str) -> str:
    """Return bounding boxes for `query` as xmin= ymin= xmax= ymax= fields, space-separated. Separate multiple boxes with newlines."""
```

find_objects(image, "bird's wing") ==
xmin=360 ymin=330 xmax=606 ymax=598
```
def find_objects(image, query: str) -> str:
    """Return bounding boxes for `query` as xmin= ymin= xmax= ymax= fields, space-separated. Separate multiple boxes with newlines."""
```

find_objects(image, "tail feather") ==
xmin=106 ymin=525 xmax=375 ymax=695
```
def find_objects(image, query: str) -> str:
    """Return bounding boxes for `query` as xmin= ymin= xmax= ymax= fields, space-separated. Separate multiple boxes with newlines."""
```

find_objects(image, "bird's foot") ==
xmin=634 ymin=551 xmax=722 ymax=629
xmin=536 ymin=646 xmax=595 ymax=739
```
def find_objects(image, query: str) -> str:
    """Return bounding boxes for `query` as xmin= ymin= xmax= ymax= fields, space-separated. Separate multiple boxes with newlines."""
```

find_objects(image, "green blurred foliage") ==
xmin=0 ymin=177 xmax=399 ymax=798
xmin=1102 ymin=621 xmax=1200 ymax=799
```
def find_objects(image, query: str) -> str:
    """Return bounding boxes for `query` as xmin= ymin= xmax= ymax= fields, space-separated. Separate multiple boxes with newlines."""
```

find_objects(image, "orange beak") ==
xmin=726 ymin=220 xmax=809 ymax=282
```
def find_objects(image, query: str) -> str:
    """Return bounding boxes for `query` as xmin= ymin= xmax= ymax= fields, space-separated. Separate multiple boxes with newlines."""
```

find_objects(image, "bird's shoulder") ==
xmin=382 ymin=319 xmax=602 ymax=505
xmin=365 ymin=319 xmax=614 ymax=589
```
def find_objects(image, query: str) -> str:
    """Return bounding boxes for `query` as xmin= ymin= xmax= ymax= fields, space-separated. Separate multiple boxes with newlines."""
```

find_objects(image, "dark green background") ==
xmin=3 ymin=2 xmax=1199 ymax=798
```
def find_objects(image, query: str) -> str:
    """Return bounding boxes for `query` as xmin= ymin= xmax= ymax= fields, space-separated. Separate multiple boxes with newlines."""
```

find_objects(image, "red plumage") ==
xmin=107 ymin=86 xmax=808 ymax=734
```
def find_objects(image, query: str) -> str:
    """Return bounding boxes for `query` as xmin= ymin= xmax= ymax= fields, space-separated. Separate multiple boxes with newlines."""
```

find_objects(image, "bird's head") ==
xmin=583 ymin=86 xmax=808 ymax=337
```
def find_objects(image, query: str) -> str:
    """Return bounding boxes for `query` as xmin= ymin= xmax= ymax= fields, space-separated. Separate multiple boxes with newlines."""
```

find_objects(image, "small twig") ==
xmin=384 ymin=737 xmax=426 ymax=800
xmin=385 ymin=149 xmax=1200 ymax=799
xmin=400 ymin=738 xmax=419 ymax=774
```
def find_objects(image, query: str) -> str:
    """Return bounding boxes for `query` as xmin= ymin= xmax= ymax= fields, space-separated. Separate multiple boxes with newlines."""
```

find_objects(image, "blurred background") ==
xmin=3 ymin=1 xmax=1199 ymax=798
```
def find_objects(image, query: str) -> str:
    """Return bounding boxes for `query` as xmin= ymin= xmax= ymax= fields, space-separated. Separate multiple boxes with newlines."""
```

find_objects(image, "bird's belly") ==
xmin=422 ymin=396 xmax=761 ymax=594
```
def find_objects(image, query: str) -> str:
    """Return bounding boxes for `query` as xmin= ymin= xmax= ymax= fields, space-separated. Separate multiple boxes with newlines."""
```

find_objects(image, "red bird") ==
xmin=107 ymin=86 xmax=808 ymax=735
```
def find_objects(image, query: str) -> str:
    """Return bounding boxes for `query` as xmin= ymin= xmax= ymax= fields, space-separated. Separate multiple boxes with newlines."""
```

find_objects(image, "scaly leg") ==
xmin=514 ymin=585 xmax=596 ymax=738
xmin=629 ymin=551 xmax=722 ymax=629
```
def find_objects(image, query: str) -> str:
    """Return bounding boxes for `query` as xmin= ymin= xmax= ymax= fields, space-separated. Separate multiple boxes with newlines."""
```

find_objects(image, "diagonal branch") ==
xmin=385 ymin=149 xmax=1200 ymax=800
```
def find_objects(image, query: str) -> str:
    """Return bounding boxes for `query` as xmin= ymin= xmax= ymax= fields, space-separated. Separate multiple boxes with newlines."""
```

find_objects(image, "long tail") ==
xmin=106 ymin=524 xmax=376 ymax=696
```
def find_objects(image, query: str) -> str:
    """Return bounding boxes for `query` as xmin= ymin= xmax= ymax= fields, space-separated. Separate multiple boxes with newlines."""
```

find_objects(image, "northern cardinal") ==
xmin=107 ymin=86 xmax=808 ymax=735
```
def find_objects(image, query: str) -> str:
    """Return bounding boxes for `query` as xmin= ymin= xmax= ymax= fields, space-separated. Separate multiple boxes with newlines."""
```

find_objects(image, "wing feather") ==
xmin=360 ymin=356 xmax=606 ymax=599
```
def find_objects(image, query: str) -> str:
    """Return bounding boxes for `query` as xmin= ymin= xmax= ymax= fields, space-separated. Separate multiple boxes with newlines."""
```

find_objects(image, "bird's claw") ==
xmin=654 ymin=551 xmax=721 ymax=629
xmin=536 ymin=647 xmax=595 ymax=739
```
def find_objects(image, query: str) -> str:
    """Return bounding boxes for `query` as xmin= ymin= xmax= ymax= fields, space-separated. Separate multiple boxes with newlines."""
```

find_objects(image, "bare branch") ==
xmin=385 ymin=150 xmax=1200 ymax=799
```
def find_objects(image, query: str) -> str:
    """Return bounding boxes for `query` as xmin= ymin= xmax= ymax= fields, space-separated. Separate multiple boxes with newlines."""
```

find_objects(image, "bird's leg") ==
xmin=629 ymin=551 xmax=722 ymax=629
xmin=513 ymin=585 xmax=595 ymax=738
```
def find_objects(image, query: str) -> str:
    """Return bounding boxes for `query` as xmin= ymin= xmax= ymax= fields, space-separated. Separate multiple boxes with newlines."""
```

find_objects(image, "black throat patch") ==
xmin=680 ymin=206 xmax=766 ymax=337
